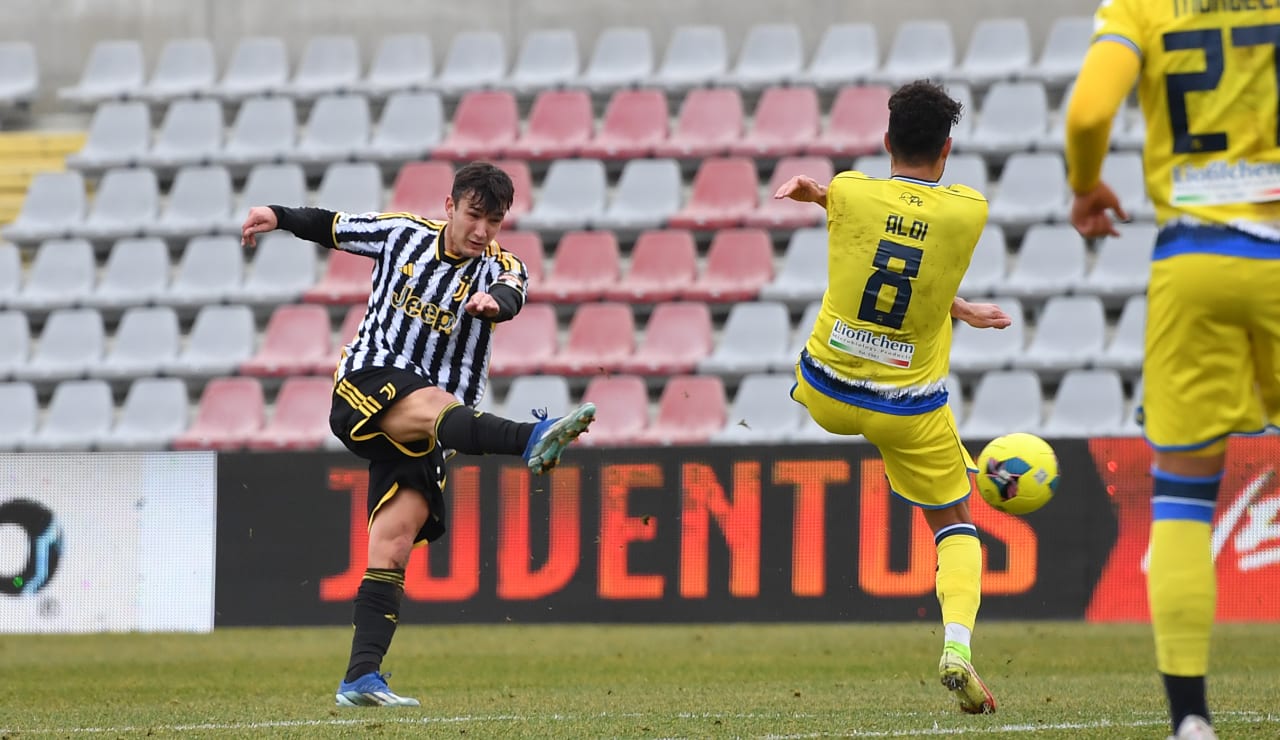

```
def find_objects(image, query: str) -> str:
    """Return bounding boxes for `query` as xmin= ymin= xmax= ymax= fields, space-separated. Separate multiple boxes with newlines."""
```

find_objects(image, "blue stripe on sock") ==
xmin=1153 ymin=499 xmax=1215 ymax=523
xmin=1151 ymin=467 xmax=1224 ymax=485
xmin=1152 ymin=468 xmax=1222 ymax=504
xmin=934 ymin=523 xmax=978 ymax=545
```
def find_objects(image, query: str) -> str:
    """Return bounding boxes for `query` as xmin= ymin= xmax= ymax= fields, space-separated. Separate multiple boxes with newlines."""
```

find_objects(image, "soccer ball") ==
xmin=976 ymin=433 xmax=1059 ymax=515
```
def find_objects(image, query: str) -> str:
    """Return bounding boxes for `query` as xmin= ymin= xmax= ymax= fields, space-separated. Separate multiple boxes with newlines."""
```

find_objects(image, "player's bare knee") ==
xmin=368 ymin=532 xmax=416 ymax=570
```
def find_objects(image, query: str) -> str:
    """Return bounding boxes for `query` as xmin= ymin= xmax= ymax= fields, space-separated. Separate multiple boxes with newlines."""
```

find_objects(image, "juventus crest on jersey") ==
xmin=330 ymin=212 xmax=529 ymax=408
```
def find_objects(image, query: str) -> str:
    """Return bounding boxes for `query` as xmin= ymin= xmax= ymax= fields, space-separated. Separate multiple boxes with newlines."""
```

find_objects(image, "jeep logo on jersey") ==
xmin=0 ymin=499 xmax=62 ymax=596
xmin=389 ymin=284 xmax=457 ymax=334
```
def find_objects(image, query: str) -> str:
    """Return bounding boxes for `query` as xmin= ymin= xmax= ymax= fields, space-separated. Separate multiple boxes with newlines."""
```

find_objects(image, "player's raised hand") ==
xmin=240 ymin=206 xmax=279 ymax=247
xmin=1070 ymin=182 xmax=1129 ymax=239
xmin=773 ymin=175 xmax=827 ymax=205
xmin=464 ymin=291 xmax=500 ymax=318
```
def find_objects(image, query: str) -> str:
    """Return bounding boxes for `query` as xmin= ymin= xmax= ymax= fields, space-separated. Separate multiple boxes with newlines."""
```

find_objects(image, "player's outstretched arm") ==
xmin=243 ymin=205 xmax=339 ymax=248
xmin=1065 ymin=41 xmax=1139 ymax=239
xmin=773 ymin=175 xmax=828 ymax=209
xmin=951 ymin=297 xmax=1011 ymax=329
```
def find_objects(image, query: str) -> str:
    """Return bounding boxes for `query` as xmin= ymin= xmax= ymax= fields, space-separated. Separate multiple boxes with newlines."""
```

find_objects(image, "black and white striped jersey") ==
xmin=330 ymin=211 xmax=528 ymax=407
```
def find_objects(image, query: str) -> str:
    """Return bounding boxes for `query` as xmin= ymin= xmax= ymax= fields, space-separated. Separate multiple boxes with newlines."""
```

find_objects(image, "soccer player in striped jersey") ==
xmin=240 ymin=161 xmax=595 ymax=708
xmin=1067 ymin=3 xmax=1280 ymax=738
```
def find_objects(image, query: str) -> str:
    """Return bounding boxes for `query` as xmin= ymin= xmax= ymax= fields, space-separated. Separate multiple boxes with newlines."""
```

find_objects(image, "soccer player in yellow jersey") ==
xmin=776 ymin=80 xmax=1012 ymax=715
xmin=1067 ymin=2 xmax=1280 ymax=738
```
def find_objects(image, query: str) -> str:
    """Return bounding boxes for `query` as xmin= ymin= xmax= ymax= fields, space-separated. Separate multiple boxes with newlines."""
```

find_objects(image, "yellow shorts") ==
xmin=792 ymin=368 xmax=976 ymax=508
xmin=1144 ymin=253 xmax=1280 ymax=452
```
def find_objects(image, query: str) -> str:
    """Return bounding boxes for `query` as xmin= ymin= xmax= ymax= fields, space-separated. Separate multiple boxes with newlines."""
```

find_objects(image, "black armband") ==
xmin=269 ymin=205 xmax=338 ymax=247
xmin=489 ymin=282 xmax=524 ymax=322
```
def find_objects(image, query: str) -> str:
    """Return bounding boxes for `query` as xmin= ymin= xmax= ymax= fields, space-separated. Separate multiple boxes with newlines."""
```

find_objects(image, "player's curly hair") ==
xmin=452 ymin=161 xmax=515 ymax=217
xmin=886 ymin=80 xmax=963 ymax=166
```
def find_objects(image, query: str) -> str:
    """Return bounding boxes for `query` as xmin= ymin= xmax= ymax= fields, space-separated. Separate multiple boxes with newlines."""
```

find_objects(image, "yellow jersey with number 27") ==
xmin=1095 ymin=0 xmax=1280 ymax=235
xmin=800 ymin=172 xmax=987 ymax=415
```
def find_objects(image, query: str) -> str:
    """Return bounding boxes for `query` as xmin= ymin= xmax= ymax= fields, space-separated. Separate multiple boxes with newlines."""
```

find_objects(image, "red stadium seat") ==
xmin=728 ymin=86 xmax=821 ymax=158
xmin=527 ymin=230 xmax=620 ymax=304
xmin=492 ymin=159 xmax=533 ymax=226
xmin=303 ymin=248 xmax=372 ymax=305
xmin=498 ymin=231 xmax=545 ymax=284
xmin=579 ymin=89 xmax=669 ymax=160
xmin=743 ymin=156 xmax=833 ymax=229
xmin=683 ymin=228 xmax=773 ymax=302
xmin=652 ymin=88 xmax=744 ymax=159
xmin=541 ymin=302 xmax=634 ymax=376
xmin=246 ymin=376 xmax=334 ymax=451
xmin=388 ymin=160 xmax=453 ymax=219
xmin=666 ymin=157 xmax=758 ymax=230
xmin=579 ymin=374 xmax=649 ymax=446
xmin=489 ymin=302 xmax=557 ymax=377
xmin=434 ymin=91 xmax=518 ymax=162
xmin=241 ymin=304 xmax=333 ymax=377
xmin=504 ymin=90 xmax=594 ymax=161
xmin=172 ymin=377 xmax=265 ymax=451
xmin=805 ymin=85 xmax=891 ymax=158
xmin=617 ymin=301 xmax=712 ymax=375
xmin=638 ymin=375 xmax=727 ymax=445
xmin=602 ymin=229 xmax=696 ymax=303
xmin=335 ymin=304 xmax=365 ymax=351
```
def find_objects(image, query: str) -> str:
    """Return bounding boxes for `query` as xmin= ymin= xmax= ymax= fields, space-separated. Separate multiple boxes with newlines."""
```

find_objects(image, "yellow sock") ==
xmin=935 ymin=526 xmax=982 ymax=633
xmin=1149 ymin=519 xmax=1215 ymax=676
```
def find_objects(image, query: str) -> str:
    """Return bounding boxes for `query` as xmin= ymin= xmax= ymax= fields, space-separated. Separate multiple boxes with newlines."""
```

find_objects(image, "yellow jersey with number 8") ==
xmin=1095 ymin=0 xmax=1280 ymax=233
xmin=802 ymin=172 xmax=987 ymax=410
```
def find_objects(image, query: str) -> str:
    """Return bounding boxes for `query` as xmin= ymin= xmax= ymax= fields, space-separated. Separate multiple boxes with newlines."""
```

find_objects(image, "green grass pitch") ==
xmin=1 ymin=623 xmax=1277 ymax=738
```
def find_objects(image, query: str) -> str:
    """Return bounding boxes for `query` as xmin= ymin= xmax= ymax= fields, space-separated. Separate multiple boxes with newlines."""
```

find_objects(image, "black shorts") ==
xmin=331 ymin=366 xmax=448 ymax=544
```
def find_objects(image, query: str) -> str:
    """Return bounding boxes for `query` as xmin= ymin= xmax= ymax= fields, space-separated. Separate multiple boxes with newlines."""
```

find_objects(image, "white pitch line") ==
xmin=2 ymin=711 xmax=1276 ymax=738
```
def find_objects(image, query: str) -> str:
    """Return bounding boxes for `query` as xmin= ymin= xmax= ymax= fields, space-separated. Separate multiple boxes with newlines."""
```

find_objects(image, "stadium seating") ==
xmin=638 ymin=375 xmax=727 ymax=445
xmin=579 ymin=89 xmax=668 ymax=160
xmin=530 ymin=230 xmax=620 ymax=304
xmin=496 ymin=375 xmax=573 ymax=419
xmin=806 ymin=85 xmax=890 ymax=159
xmin=0 ymin=42 xmax=38 ymax=110
xmin=651 ymin=26 xmax=728 ymax=92
xmin=961 ymin=369 xmax=1042 ymax=440
xmin=241 ymin=304 xmax=333 ymax=377
xmin=149 ymin=166 xmax=233 ymax=241
xmin=3 ymin=19 xmax=1164 ymax=449
xmin=288 ymin=35 xmax=361 ymax=99
xmin=582 ymin=28 xmax=653 ymax=94
xmin=618 ymin=301 xmax=713 ymax=375
xmin=542 ymin=301 xmax=635 ymax=376
xmin=667 ymin=157 xmax=757 ymax=230
xmin=365 ymin=34 xmax=434 ymax=97
xmin=798 ymin=24 xmax=878 ymax=89
xmin=58 ymin=40 xmax=145 ymax=106
xmin=245 ymin=376 xmax=334 ymax=450
xmin=684 ymin=228 xmax=773 ymax=302
xmin=579 ymin=374 xmax=650 ymax=446
xmin=66 ymin=101 xmax=149 ymax=174
xmin=172 ymin=376 xmax=265 ymax=451
xmin=489 ymin=302 xmax=558 ymax=377
xmin=505 ymin=90 xmax=593 ymax=161
xmin=140 ymin=38 xmax=216 ymax=102
xmin=215 ymin=37 xmax=289 ymax=101
xmin=509 ymin=29 xmax=580 ymax=96
xmin=435 ymin=31 xmax=508 ymax=97
xmin=729 ymin=86 xmax=820 ymax=159
xmin=25 ymin=380 xmax=114 ymax=451
xmin=100 ymin=377 xmax=190 ymax=450
xmin=724 ymin=23 xmax=805 ymax=91
xmin=0 ymin=382 xmax=37 ymax=450
xmin=85 ymin=237 xmax=170 ymax=309
xmin=603 ymin=229 xmax=697 ymax=303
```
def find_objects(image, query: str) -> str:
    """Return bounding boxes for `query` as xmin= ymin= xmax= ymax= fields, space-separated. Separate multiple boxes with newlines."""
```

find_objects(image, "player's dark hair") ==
xmin=451 ymin=162 xmax=514 ymax=217
xmin=886 ymin=80 xmax=963 ymax=166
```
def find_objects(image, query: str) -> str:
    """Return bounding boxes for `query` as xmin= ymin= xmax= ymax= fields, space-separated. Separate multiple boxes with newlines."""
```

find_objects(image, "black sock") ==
xmin=1162 ymin=674 xmax=1210 ymax=731
xmin=344 ymin=568 xmax=404 ymax=683
xmin=435 ymin=404 xmax=535 ymax=455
